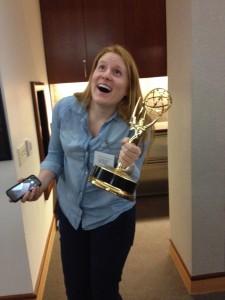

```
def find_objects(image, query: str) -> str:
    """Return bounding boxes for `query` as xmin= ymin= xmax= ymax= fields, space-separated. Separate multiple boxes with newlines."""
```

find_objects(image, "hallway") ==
xmin=43 ymin=195 xmax=225 ymax=300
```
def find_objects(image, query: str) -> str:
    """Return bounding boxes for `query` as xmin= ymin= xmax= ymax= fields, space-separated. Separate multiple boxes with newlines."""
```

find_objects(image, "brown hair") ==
xmin=75 ymin=45 xmax=142 ymax=123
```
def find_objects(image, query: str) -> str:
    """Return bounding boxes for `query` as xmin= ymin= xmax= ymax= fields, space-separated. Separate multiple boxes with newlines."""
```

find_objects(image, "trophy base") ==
xmin=88 ymin=165 xmax=137 ymax=201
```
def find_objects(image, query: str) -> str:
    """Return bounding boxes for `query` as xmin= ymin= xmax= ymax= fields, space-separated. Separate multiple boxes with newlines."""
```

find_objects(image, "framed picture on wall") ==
xmin=0 ymin=86 xmax=12 ymax=161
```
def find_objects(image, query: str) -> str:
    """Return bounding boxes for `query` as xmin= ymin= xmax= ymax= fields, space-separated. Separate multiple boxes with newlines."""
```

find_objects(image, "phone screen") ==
xmin=6 ymin=175 xmax=41 ymax=202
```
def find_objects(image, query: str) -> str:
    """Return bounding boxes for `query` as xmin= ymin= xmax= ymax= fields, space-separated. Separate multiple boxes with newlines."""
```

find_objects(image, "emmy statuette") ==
xmin=88 ymin=88 xmax=172 ymax=200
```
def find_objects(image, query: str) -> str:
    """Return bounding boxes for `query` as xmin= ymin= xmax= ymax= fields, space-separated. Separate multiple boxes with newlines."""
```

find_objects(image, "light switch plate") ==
xmin=25 ymin=139 xmax=32 ymax=156
xmin=17 ymin=142 xmax=27 ymax=166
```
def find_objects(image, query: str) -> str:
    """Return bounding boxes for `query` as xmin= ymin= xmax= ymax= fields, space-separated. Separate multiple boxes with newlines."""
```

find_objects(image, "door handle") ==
xmin=83 ymin=59 xmax=87 ymax=78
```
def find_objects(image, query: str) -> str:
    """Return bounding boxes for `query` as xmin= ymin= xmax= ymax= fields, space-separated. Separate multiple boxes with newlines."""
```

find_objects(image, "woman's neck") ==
xmin=88 ymin=103 xmax=116 ymax=137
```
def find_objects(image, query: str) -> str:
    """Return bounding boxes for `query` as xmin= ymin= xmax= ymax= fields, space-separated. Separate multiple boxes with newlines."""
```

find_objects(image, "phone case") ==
xmin=6 ymin=175 xmax=41 ymax=202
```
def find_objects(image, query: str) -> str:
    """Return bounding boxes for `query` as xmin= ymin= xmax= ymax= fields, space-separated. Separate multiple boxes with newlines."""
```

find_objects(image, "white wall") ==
xmin=167 ymin=0 xmax=225 ymax=276
xmin=0 ymin=0 xmax=53 ymax=296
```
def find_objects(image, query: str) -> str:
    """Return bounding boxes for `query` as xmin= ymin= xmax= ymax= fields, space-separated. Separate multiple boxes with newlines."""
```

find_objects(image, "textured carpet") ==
xmin=43 ymin=196 xmax=225 ymax=300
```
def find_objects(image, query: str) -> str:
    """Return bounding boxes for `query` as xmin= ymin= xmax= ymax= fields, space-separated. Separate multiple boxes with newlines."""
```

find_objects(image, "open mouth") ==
xmin=97 ymin=83 xmax=112 ymax=93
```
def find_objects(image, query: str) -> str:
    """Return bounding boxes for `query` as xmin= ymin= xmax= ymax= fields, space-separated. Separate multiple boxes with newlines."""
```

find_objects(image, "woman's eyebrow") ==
xmin=97 ymin=59 xmax=106 ymax=64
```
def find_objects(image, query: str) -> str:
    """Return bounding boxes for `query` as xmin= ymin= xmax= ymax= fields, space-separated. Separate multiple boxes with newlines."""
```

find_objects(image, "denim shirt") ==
xmin=41 ymin=96 xmax=149 ymax=230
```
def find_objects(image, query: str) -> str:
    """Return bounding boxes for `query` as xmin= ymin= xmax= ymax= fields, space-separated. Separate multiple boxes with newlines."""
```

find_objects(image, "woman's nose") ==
xmin=102 ymin=68 xmax=112 ymax=79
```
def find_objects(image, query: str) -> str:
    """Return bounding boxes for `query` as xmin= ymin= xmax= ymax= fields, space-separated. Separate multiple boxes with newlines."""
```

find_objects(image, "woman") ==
xmin=22 ymin=45 xmax=151 ymax=300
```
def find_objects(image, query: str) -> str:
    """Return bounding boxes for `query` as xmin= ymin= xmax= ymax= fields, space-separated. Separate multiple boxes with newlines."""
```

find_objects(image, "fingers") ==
xmin=21 ymin=186 xmax=42 ymax=203
xmin=119 ymin=138 xmax=141 ymax=168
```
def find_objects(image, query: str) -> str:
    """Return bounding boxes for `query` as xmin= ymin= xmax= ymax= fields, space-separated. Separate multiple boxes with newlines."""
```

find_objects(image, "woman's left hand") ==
xmin=118 ymin=137 xmax=141 ymax=168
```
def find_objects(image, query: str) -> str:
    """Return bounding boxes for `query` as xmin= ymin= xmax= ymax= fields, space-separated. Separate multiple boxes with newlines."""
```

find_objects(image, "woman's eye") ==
xmin=97 ymin=65 xmax=105 ymax=71
xmin=114 ymin=69 xmax=122 ymax=76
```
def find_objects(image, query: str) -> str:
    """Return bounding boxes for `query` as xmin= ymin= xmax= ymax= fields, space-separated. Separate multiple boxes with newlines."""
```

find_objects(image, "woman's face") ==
xmin=91 ymin=52 xmax=129 ymax=110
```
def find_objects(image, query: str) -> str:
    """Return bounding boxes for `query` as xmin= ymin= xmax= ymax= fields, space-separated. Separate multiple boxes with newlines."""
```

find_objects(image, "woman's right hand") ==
xmin=21 ymin=184 xmax=44 ymax=203
xmin=20 ymin=169 xmax=56 ymax=203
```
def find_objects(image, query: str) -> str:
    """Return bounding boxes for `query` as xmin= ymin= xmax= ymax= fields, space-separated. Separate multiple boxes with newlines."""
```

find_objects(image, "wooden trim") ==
xmin=0 ymin=294 xmax=36 ymax=299
xmin=0 ymin=215 xmax=57 ymax=299
xmin=30 ymin=81 xmax=53 ymax=200
xmin=169 ymin=241 xmax=225 ymax=295
xmin=35 ymin=216 xmax=57 ymax=300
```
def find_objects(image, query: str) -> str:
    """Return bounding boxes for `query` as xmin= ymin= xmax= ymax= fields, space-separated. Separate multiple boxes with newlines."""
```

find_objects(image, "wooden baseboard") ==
xmin=169 ymin=241 xmax=225 ymax=295
xmin=35 ymin=216 xmax=57 ymax=300
xmin=0 ymin=215 xmax=57 ymax=299
xmin=0 ymin=294 xmax=36 ymax=299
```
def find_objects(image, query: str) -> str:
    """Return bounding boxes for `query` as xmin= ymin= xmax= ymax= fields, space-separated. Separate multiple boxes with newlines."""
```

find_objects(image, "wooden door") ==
xmin=83 ymin=0 xmax=126 ymax=75
xmin=124 ymin=0 xmax=167 ymax=77
xmin=40 ymin=0 xmax=87 ymax=83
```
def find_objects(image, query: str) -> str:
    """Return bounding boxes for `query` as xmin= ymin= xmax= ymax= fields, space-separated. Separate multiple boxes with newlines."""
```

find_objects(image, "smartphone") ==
xmin=6 ymin=175 xmax=41 ymax=202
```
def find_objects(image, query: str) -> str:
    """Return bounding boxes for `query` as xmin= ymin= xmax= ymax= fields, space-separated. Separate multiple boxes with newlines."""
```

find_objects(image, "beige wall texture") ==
xmin=167 ymin=0 xmax=225 ymax=276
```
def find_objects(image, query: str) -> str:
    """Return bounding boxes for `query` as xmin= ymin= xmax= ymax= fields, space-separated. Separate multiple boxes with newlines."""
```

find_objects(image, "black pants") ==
xmin=57 ymin=205 xmax=136 ymax=300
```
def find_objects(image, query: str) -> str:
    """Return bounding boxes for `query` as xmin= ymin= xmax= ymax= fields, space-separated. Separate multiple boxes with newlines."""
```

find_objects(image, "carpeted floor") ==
xmin=43 ymin=196 xmax=225 ymax=300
